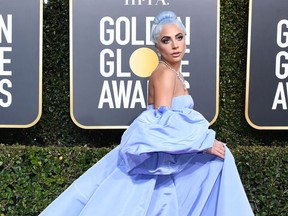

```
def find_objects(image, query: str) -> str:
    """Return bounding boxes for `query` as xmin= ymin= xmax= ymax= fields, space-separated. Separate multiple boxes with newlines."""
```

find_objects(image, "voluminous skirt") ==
xmin=40 ymin=95 xmax=254 ymax=216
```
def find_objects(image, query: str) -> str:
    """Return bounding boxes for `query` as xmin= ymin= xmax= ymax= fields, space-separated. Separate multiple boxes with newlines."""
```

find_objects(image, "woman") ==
xmin=40 ymin=11 xmax=254 ymax=216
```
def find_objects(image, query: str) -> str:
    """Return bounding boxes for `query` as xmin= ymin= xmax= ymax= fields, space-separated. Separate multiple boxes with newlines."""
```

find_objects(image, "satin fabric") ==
xmin=40 ymin=95 xmax=254 ymax=216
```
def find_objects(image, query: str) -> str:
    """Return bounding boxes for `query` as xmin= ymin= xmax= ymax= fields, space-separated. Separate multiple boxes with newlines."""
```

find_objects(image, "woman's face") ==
xmin=156 ymin=23 xmax=186 ymax=65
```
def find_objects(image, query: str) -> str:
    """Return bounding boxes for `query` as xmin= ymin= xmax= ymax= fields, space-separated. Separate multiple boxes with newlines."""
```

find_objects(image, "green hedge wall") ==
xmin=0 ymin=145 xmax=287 ymax=216
xmin=0 ymin=0 xmax=287 ymax=147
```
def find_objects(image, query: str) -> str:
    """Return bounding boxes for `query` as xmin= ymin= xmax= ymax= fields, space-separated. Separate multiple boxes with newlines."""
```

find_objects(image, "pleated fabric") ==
xmin=40 ymin=95 xmax=254 ymax=216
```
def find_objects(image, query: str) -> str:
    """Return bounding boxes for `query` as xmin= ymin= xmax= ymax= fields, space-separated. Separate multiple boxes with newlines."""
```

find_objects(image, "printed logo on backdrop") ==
xmin=0 ymin=0 xmax=42 ymax=128
xmin=70 ymin=0 xmax=219 ymax=129
xmin=246 ymin=0 xmax=288 ymax=129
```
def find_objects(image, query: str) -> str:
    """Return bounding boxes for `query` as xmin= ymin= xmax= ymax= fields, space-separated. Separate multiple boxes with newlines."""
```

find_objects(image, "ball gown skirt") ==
xmin=40 ymin=95 xmax=254 ymax=216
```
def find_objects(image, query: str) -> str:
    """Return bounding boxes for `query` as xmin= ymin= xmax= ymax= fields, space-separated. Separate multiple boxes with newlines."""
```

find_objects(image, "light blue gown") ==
xmin=40 ymin=95 xmax=254 ymax=216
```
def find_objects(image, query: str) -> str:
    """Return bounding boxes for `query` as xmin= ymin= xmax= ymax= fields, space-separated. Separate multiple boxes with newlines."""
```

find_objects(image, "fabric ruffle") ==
xmin=119 ymin=105 xmax=216 ymax=175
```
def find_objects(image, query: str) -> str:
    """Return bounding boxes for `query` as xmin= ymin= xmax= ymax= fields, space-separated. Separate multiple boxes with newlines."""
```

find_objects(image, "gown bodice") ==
xmin=147 ymin=95 xmax=194 ymax=110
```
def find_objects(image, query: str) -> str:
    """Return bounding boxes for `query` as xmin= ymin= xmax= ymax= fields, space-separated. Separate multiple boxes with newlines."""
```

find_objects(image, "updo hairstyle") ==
xmin=151 ymin=11 xmax=186 ymax=44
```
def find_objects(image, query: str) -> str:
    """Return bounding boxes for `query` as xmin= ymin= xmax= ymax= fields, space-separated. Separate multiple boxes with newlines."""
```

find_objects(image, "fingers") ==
xmin=206 ymin=140 xmax=226 ymax=159
xmin=214 ymin=140 xmax=225 ymax=159
xmin=217 ymin=144 xmax=225 ymax=159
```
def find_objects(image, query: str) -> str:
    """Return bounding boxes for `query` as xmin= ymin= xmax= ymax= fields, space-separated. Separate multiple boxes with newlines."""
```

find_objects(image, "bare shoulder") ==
xmin=150 ymin=67 xmax=175 ymax=84
xmin=148 ymin=66 xmax=176 ymax=105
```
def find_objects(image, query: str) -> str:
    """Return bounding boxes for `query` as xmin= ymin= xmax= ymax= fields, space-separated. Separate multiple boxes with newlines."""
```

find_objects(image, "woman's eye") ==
xmin=161 ymin=38 xmax=170 ymax=44
xmin=177 ymin=35 xmax=183 ymax=41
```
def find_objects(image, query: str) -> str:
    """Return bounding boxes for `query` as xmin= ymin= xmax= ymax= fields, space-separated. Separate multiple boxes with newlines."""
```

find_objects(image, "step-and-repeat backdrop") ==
xmin=0 ymin=0 xmax=42 ymax=128
xmin=70 ymin=0 xmax=220 ymax=128
xmin=2 ymin=0 xmax=287 ymax=130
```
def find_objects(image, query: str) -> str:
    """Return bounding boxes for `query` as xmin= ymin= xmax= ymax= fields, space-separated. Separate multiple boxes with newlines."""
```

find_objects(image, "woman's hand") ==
xmin=206 ymin=139 xmax=225 ymax=159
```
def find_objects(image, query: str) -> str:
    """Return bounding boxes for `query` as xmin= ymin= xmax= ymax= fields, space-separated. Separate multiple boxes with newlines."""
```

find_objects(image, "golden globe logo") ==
xmin=70 ymin=0 xmax=219 ymax=128
xmin=98 ymin=47 xmax=158 ymax=109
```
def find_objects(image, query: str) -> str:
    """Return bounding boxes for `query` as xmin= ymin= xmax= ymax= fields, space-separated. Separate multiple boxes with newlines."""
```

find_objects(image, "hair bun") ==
xmin=151 ymin=11 xmax=186 ymax=44
xmin=153 ymin=11 xmax=177 ymax=25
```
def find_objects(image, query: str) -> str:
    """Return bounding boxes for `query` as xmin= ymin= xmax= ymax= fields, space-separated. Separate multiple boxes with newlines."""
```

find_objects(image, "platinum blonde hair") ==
xmin=151 ymin=11 xmax=186 ymax=44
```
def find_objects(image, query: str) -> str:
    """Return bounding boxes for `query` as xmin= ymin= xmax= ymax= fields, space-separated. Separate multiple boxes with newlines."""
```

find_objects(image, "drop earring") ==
xmin=157 ymin=50 xmax=161 ymax=57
